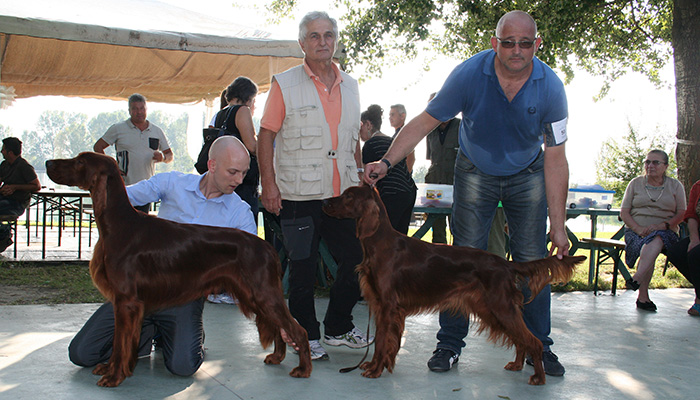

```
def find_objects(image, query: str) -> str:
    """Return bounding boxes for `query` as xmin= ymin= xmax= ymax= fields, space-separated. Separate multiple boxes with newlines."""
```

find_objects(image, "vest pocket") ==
xmin=281 ymin=127 xmax=324 ymax=151
xmin=278 ymin=160 xmax=324 ymax=196
xmin=344 ymin=160 xmax=361 ymax=184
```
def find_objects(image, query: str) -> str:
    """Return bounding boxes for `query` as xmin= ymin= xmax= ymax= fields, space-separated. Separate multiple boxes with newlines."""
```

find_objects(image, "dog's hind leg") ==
xmin=245 ymin=290 xmax=312 ymax=378
xmin=493 ymin=306 xmax=545 ymax=385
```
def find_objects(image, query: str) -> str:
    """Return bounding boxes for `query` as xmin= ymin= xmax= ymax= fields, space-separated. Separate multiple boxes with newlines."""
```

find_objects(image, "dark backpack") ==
xmin=194 ymin=106 xmax=259 ymax=187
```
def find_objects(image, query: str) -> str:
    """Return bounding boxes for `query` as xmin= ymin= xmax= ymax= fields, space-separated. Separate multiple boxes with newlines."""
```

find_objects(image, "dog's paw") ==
xmin=264 ymin=353 xmax=283 ymax=365
xmin=528 ymin=374 xmax=546 ymax=385
xmin=504 ymin=361 xmax=524 ymax=371
xmin=289 ymin=365 xmax=312 ymax=378
xmin=92 ymin=363 xmax=109 ymax=376
xmin=360 ymin=363 xmax=384 ymax=378
xmin=97 ymin=373 xmax=125 ymax=387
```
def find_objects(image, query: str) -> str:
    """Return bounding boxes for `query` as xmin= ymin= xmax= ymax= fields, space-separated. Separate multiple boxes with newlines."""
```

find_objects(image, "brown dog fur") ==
xmin=323 ymin=185 xmax=585 ymax=385
xmin=46 ymin=152 xmax=311 ymax=386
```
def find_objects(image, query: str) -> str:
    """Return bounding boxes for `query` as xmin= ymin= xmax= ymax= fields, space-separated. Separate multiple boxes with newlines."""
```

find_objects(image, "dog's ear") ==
xmin=357 ymin=198 xmax=380 ymax=239
xmin=89 ymin=172 xmax=109 ymax=215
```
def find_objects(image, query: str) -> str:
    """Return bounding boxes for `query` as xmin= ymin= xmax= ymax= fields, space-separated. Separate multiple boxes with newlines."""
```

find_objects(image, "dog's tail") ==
xmin=513 ymin=255 xmax=587 ymax=300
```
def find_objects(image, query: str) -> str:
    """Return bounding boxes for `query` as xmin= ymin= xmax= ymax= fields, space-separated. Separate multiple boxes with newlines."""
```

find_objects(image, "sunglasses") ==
xmin=496 ymin=38 xmax=537 ymax=49
xmin=644 ymin=160 xmax=666 ymax=166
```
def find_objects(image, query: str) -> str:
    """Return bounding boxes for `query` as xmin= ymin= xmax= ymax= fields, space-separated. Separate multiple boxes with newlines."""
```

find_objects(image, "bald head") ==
xmin=200 ymin=136 xmax=251 ymax=198
xmin=209 ymin=136 xmax=250 ymax=164
xmin=496 ymin=10 xmax=537 ymax=37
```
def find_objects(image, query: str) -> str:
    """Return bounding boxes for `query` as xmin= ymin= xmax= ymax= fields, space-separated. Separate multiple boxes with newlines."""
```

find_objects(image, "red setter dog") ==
xmin=45 ymin=152 xmax=311 ymax=387
xmin=323 ymin=185 xmax=585 ymax=385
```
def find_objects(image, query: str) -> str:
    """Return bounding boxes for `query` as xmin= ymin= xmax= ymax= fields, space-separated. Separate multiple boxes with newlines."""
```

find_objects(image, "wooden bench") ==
xmin=580 ymin=237 xmax=631 ymax=295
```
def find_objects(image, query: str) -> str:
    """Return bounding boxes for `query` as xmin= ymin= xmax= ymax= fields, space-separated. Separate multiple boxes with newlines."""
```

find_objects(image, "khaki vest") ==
xmin=274 ymin=65 xmax=360 ymax=200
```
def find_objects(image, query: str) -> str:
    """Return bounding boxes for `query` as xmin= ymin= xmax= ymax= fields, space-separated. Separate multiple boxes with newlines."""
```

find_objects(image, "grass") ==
xmin=0 ymin=230 xmax=692 ymax=305
xmin=0 ymin=261 xmax=103 ymax=305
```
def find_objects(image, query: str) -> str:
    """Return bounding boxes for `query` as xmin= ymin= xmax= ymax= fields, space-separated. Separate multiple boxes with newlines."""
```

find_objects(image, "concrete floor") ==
xmin=1 ymin=289 xmax=699 ymax=400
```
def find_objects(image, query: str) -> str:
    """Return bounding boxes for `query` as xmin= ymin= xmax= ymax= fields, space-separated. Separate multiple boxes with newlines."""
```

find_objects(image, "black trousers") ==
xmin=666 ymin=236 xmax=700 ymax=299
xmin=379 ymin=190 xmax=417 ymax=235
xmin=68 ymin=299 xmax=205 ymax=376
xmin=280 ymin=199 xmax=362 ymax=340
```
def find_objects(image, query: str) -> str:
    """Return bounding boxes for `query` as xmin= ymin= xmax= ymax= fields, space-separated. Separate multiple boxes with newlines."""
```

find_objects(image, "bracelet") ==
xmin=357 ymin=167 xmax=364 ymax=173
xmin=380 ymin=158 xmax=392 ymax=171
xmin=664 ymin=222 xmax=670 ymax=230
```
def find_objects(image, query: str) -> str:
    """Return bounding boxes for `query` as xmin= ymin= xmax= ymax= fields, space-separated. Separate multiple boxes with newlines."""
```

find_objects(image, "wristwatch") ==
xmin=380 ymin=158 xmax=392 ymax=171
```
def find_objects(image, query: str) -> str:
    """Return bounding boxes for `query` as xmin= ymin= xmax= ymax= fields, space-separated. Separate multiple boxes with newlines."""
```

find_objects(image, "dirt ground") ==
xmin=0 ymin=284 xmax=61 ymax=305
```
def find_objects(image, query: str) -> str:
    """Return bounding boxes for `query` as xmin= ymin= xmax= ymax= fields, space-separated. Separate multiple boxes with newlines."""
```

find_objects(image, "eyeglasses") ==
xmin=496 ymin=38 xmax=537 ymax=49
xmin=644 ymin=160 xmax=666 ymax=166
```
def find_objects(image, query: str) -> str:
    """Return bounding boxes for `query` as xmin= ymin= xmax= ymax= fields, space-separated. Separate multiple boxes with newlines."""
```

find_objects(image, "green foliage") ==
xmin=269 ymin=0 xmax=673 ymax=92
xmin=87 ymin=110 xmax=128 ymax=147
xmin=412 ymin=164 xmax=428 ymax=183
xmin=150 ymin=111 xmax=194 ymax=174
xmin=595 ymin=123 xmax=676 ymax=203
xmin=16 ymin=110 xmax=193 ymax=174
xmin=0 ymin=124 xmax=12 ymax=138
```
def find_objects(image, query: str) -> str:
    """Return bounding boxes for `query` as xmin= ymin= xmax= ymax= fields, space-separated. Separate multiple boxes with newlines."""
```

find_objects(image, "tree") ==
xmin=268 ymin=0 xmax=699 ymax=193
xmin=596 ymin=123 xmax=676 ymax=203
xmin=87 ymin=111 xmax=128 ymax=146
xmin=0 ymin=125 xmax=12 ymax=139
xmin=149 ymin=111 xmax=194 ymax=174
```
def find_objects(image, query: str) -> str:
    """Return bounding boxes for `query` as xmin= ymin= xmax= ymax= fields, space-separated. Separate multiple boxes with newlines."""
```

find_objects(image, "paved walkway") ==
xmin=1 ymin=290 xmax=698 ymax=399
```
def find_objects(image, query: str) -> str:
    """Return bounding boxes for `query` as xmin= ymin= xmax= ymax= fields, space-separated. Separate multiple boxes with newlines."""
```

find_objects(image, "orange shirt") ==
xmin=260 ymin=61 xmax=344 ymax=196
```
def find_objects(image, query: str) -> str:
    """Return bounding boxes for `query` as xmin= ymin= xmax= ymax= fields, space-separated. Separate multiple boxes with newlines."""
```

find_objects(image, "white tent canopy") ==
xmin=0 ymin=0 xmax=304 ymax=104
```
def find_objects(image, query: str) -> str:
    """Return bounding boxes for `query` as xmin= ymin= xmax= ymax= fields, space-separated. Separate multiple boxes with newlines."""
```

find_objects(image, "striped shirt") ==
xmin=362 ymin=135 xmax=416 ymax=195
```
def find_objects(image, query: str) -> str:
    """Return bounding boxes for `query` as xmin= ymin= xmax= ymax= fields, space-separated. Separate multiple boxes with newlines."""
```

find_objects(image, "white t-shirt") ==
xmin=101 ymin=119 xmax=170 ymax=185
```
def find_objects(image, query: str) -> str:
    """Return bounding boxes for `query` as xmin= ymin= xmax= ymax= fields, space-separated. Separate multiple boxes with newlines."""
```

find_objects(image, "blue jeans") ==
xmin=436 ymin=151 xmax=553 ymax=355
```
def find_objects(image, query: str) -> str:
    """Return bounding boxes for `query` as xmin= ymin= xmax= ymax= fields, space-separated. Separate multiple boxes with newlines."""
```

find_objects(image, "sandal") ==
xmin=636 ymin=300 xmax=657 ymax=312
xmin=688 ymin=304 xmax=700 ymax=317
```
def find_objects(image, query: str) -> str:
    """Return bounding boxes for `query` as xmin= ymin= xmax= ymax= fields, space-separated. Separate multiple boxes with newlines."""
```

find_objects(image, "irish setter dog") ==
xmin=323 ymin=185 xmax=585 ymax=385
xmin=45 ymin=152 xmax=311 ymax=387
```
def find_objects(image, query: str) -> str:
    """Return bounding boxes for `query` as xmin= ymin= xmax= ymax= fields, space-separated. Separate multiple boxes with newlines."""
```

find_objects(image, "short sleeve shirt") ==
xmin=426 ymin=50 xmax=568 ymax=176
xmin=0 ymin=157 xmax=38 ymax=208
xmin=621 ymin=176 xmax=686 ymax=228
xmin=101 ymin=119 xmax=171 ymax=185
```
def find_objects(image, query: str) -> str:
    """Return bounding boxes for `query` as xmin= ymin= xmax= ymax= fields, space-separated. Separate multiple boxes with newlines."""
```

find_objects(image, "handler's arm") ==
xmin=258 ymin=128 xmax=282 ymax=215
xmin=544 ymin=144 xmax=570 ymax=258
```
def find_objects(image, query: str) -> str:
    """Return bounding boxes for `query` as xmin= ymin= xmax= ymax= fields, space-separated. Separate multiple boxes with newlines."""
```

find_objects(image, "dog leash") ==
xmin=339 ymin=310 xmax=372 ymax=373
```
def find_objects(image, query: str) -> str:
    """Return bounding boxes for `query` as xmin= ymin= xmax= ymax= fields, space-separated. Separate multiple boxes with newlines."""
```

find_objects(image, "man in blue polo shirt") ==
xmin=365 ymin=10 xmax=570 ymax=377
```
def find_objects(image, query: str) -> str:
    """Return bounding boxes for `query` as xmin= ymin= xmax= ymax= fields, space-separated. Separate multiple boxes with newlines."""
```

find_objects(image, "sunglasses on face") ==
xmin=496 ymin=38 xmax=537 ymax=49
xmin=644 ymin=160 xmax=666 ymax=166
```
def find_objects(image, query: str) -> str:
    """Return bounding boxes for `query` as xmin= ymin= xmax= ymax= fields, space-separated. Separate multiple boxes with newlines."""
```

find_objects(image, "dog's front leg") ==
xmin=361 ymin=305 xmax=403 ymax=378
xmin=96 ymin=298 xmax=145 ymax=387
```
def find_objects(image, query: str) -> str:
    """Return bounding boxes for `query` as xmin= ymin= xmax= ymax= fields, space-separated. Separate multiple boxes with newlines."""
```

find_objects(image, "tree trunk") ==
xmin=673 ymin=0 xmax=700 ymax=195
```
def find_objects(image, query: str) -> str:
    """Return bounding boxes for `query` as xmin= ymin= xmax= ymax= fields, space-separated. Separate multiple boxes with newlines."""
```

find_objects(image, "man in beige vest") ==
xmin=258 ymin=11 xmax=370 ymax=361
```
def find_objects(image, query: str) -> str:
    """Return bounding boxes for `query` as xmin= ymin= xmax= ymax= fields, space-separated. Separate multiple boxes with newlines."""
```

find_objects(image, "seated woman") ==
xmin=359 ymin=104 xmax=416 ymax=234
xmin=666 ymin=179 xmax=700 ymax=316
xmin=621 ymin=149 xmax=686 ymax=311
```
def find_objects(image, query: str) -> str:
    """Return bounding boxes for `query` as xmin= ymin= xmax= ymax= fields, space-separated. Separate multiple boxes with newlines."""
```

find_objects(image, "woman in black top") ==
xmin=360 ymin=104 xmax=417 ymax=234
xmin=209 ymin=77 xmax=260 ymax=218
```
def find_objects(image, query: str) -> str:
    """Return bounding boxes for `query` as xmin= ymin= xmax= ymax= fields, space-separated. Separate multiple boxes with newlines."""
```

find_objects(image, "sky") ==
xmin=0 ymin=0 xmax=677 ymax=185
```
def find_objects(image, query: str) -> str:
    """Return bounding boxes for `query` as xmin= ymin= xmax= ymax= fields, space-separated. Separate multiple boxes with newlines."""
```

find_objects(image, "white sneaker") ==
xmin=207 ymin=293 xmax=238 ymax=305
xmin=309 ymin=339 xmax=329 ymax=361
xmin=323 ymin=327 xmax=374 ymax=349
